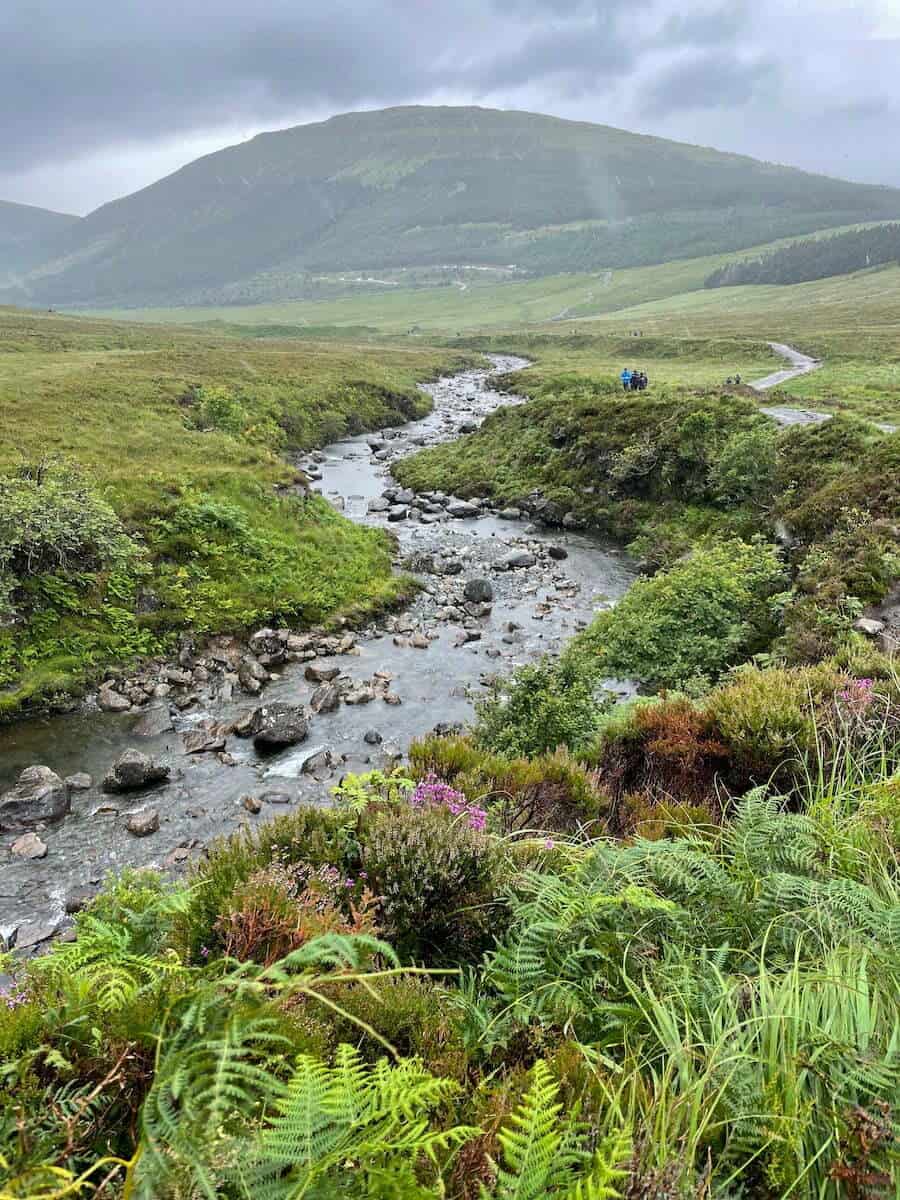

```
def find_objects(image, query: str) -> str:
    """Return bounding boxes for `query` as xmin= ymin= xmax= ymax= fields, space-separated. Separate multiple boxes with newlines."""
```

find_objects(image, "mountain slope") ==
xmin=15 ymin=106 xmax=900 ymax=307
xmin=0 ymin=199 xmax=79 ymax=278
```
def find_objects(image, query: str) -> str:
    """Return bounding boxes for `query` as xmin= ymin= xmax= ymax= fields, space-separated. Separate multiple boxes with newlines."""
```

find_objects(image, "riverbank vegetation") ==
xmin=3 ymin=655 xmax=900 ymax=1197
xmin=0 ymin=308 xmax=466 ymax=715
xmin=395 ymin=368 xmax=899 ymax=667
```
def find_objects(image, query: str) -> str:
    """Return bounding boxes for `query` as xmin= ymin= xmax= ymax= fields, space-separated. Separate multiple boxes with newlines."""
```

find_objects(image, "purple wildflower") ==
xmin=200 ymin=945 xmax=210 ymax=959
xmin=544 ymin=838 xmax=556 ymax=850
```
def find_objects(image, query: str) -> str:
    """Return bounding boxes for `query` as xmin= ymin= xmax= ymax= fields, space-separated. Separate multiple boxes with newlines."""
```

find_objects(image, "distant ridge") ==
xmin=0 ymin=199 xmax=79 ymax=278
xmin=8 ymin=105 xmax=900 ymax=308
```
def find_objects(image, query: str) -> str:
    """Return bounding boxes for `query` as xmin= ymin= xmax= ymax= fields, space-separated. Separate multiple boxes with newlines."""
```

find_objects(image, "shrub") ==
xmin=358 ymin=803 xmax=506 ymax=965
xmin=409 ymin=734 xmax=607 ymax=833
xmin=590 ymin=697 xmax=734 ymax=827
xmin=214 ymin=862 xmax=379 ymax=966
xmin=708 ymin=423 xmax=777 ymax=507
xmin=474 ymin=656 xmax=609 ymax=757
xmin=577 ymin=539 xmax=787 ymax=691
xmin=706 ymin=663 xmax=841 ymax=774
xmin=175 ymin=806 xmax=349 ymax=959
xmin=0 ymin=461 xmax=140 ymax=624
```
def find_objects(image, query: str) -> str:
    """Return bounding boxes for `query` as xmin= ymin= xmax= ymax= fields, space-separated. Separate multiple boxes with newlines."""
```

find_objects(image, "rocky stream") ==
xmin=0 ymin=356 xmax=637 ymax=949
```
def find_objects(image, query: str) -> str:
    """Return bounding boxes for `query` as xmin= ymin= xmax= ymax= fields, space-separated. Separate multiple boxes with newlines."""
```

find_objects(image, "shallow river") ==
xmin=1 ymin=356 xmax=636 ymax=942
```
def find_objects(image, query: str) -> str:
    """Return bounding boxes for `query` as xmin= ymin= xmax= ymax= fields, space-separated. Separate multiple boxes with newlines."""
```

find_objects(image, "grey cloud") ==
xmin=640 ymin=52 xmax=781 ymax=117
xmin=2 ymin=0 xmax=900 ymax=210
xmin=653 ymin=5 xmax=750 ymax=48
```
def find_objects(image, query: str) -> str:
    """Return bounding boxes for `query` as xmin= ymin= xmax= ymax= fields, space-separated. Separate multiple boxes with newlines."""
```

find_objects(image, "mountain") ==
xmin=0 ymin=200 xmax=79 ymax=279
xmin=13 ymin=106 xmax=900 ymax=308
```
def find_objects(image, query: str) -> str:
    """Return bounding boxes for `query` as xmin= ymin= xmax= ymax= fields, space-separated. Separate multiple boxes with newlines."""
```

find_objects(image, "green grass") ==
xmin=0 ymin=307 xmax=468 ymax=713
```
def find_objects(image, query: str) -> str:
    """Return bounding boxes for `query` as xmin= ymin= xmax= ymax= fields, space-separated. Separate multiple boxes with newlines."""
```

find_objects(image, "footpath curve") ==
xmin=750 ymin=342 xmax=895 ymax=433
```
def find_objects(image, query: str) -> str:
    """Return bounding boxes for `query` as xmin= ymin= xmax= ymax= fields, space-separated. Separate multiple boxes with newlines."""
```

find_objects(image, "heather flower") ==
xmin=544 ymin=838 xmax=555 ymax=850
xmin=200 ymin=945 xmax=210 ymax=959
xmin=411 ymin=772 xmax=489 ymax=831
xmin=1 ymin=979 xmax=29 ymax=1010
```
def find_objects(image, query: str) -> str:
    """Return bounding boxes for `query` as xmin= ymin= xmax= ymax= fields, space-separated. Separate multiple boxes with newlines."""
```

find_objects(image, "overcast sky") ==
xmin=4 ymin=0 xmax=900 ymax=215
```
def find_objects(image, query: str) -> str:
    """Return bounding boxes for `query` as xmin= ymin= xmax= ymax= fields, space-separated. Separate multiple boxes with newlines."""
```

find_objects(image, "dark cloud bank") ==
xmin=3 ymin=0 xmax=899 ymax=212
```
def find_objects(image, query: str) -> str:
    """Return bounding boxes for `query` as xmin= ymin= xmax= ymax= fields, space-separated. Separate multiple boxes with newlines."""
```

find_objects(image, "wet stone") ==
xmin=125 ymin=808 xmax=160 ymax=837
xmin=11 ymin=832 xmax=48 ymax=860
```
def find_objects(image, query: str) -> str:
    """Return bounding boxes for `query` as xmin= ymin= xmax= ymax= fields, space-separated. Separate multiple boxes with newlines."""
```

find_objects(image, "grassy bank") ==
xmin=0 ymin=308 xmax=468 ymax=714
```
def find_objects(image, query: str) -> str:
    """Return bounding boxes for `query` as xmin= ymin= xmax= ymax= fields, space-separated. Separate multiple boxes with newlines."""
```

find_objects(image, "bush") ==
xmin=577 ymin=539 xmax=787 ymax=691
xmin=0 ymin=461 xmax=140 ymax=624
xmin=474 ymin=656 xmax=608 ymax=757
xmin=706 ymin=663 xmax=842 ymax=774
xmin=409 ymin=734 xmax=607 ymax=833
xmin=589 ymin=697 xmax=734 ymax=827
xmin=358 ymin=803 xmax=506 ymax=965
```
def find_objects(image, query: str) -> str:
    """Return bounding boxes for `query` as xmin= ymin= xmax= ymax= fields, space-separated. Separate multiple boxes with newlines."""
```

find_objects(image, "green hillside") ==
xmin=12 ymin=105 xmax=900 ymax=308
xmin=0 ymin=199 xmax=79 ymax=277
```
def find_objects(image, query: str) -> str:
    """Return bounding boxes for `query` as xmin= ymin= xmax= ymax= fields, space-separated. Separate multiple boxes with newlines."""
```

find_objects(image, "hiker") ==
xmin=630 ymin=370 xmax=640 ymax=391
xmin=621 ymin=367 xmax=632 ymax=391
xmin=640 ymin=372 xmax=649 ymax=390
xmin=734 ymin=373 xmax=741 ymax=385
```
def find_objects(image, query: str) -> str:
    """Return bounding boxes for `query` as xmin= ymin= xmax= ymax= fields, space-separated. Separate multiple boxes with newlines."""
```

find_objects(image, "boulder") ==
xmin=102 ymin=750 xmax=170 ymax=794
xmin=497 ymin=550 xmax=537 ymax=570
xmin=260 ymin=790 xmax=292 ymax=805
xmin=65 ymin=772 xmax=93 ymax=792
xmin=65 ymin=886 xmax=97 ymax=914
xmin=125 ymin=808 xmax=160 ymax=837
xmin=239 ymin=704 xmax=309 ymax=754
xmin=364 ymin=729 xmax=383 ymax=745
xmin=131 ymin=706 xmax=174 ymax=738
xmin=310 ymin=683 xmax=342 ymax=714
xmin=498 ymin=507 xmax=522 ymax=520
xmin=548 ymin=545 xmax=569 ymax=561
xmin=11 ymin=832 xmax=48 ymax=860
xmin=241 ymin=794 xmax=262 ymax=814
xmin=446 ymin=500 xmax=480 ymax=518
xmin=367 ymin=497 xmax=391 ymax=513
xmin=387 ymin=505 xmax=408 ymax=522
xmin=0 ymin=767 xmax=69 ymax=831
xmin=459 ymin=419 xmax=479 ymax=433
xmin=98 ymin=684 xmax=131 ymax=713
xmin=182 ymin=727 xmax=227 ymax=755
xmin=464 ymin=578 xmax=494 ymax=604
xmin=854 ymin=617 xmax=886 ymax=638
xmin=305 ymin=663 xmax=341 ymax=683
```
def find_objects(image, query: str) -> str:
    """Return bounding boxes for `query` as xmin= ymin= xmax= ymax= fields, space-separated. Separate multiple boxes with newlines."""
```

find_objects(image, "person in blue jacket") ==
xmin=620 ymin=367 xmax=632 ymax=391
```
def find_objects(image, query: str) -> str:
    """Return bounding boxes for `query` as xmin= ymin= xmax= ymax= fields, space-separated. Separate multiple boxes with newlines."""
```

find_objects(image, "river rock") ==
xmin=497 ymin=550 xmax=537 ymax=570
xmin=238 ymin=657 xmax=269 ymax=694
xmin=241 ymin=793 xmax=262 ymax=814
xmin=260 ymin=790 xmax=292 ymax=805
xmin=102 ymin=749 xmax=170 ymax=793
xmin=447 ymin=500 xmax=480 ymax=518
xmin=364 ymin=729 xmax=383 ymax=745
xmin=383 ymin=691 xmax=402 ymax=706
xmin=0 ymin=767 xmax=69 ymax=831
xmin=65 ymin=773 xmax=93 ymax=792
xmin=367 ymin=497 xmax=391 ymax=512
xmin=459 ymin=419 xmax=479 ymax=433
xmin=464 ymin=578 xmax=494 ymax=603
xmin=387 ymin=505 xmax=408 ymax=521
xmin=854 ymin=617 xmax=886 ymax=637
xmin=305 ymin=663 xmax=340 ymax=683
xmin=125 ymin=808 xmax=160 ymax=837
xmin=65 ymin=886 xmax=97 ymax=914
xmin=498 ymin=507 xmax=522 ymax=520
xmin=13 ymin=920 xmax=60 ymax=951
xmin=236 ymin=704 xmax=309 ymax=753
xmin=132 ymin=705 xmax=174 ymax=738
xmin=345 ymin=684 xmax=375 ymax=704
xmin=98 ymin=684 xmax=131 ymax=713
xmin=548 ymin=545 xmax=569 ymax=561
xmin=11 ymin=832 xmax=48 ymax=860
xmin=310 ymin=682 xmax=342 ymax=714
xmin=410 ymin=632 xmax=430 ymax=649
xmin=182 ymin=727 xmax=227 ymax=755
